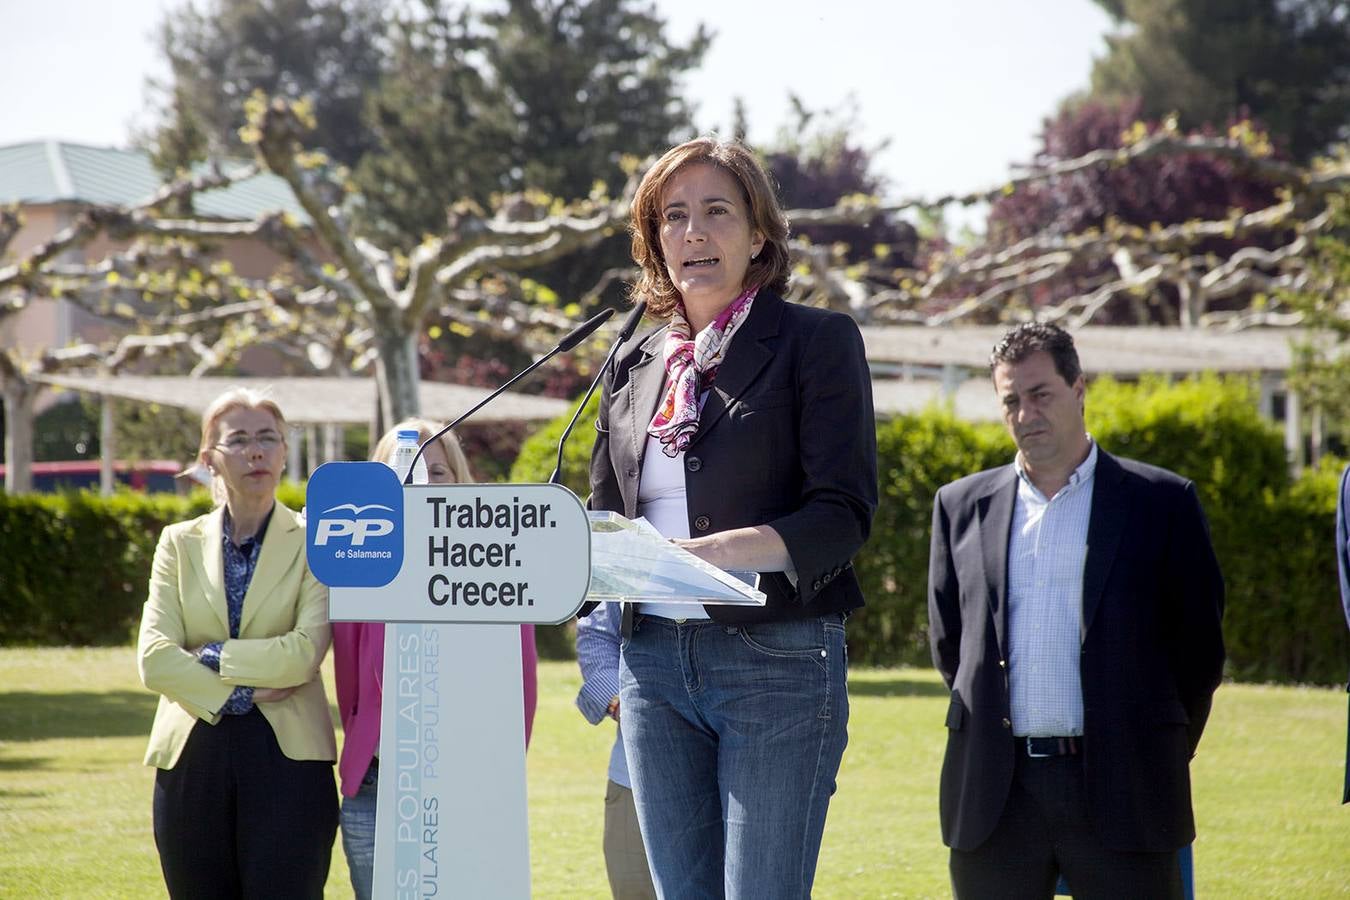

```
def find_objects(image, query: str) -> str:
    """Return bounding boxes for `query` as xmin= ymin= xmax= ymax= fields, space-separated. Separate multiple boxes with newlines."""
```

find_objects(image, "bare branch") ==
xmin=0 ymin=207 xmax=21 ymax=259
xmin=785 ymin=134 xmax=1350 ymax=229
xmin=0 ymin=208 xmax=111 ymax=288
xmin=142 ymin=160 xmax=260 ymax=213
xmin=252 ymin=98 xmax=386 ymax=306
xmin=434 ymin=214 xmax=622 ymax=286
xmin=577 ymin=267 xmax=638 ymax=309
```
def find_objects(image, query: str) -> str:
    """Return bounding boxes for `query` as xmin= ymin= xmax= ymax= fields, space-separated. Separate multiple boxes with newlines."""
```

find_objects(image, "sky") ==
xmin=0 ymin=0 xmax=1115 ymax=207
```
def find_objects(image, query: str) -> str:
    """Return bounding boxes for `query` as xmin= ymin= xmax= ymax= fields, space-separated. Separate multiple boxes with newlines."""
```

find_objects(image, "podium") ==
xmin=306 ymin=463 xmax=763 ymax=899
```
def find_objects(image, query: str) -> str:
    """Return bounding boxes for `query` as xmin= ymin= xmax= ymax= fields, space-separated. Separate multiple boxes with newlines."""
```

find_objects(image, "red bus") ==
xmin=0 ymin=460 xmax=184 ymax=493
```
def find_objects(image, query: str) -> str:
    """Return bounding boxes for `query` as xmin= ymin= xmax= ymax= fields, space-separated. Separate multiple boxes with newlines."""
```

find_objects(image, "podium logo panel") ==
xmin=330 ymin=482 xmax=592 ymax=624
xmin=306 ymin=462 xmax=404 ymax=587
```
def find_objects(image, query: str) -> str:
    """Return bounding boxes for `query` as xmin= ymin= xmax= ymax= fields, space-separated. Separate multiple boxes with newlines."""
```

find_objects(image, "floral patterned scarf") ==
xmin=647 ymin=285 xmax=759 ymax=457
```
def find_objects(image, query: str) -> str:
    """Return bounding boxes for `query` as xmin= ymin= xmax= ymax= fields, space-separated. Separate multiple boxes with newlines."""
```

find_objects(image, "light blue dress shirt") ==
xmin=1007 ymin=441 xmax=1098 ymax=737
xmin=576 ymin=601 xmax=631 ymax=787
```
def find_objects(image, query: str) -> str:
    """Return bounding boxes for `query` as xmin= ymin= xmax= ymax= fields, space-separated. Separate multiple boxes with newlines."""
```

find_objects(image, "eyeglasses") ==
xmin=214 ymin=432 xmax=284 ymax=454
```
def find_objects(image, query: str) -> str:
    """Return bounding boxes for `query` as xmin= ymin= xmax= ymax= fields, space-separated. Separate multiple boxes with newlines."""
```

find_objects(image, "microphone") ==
xmin=404 ymin=307 xmax=615 ymax=484
xmin=549 ymin=301 xmax=648 ymax=485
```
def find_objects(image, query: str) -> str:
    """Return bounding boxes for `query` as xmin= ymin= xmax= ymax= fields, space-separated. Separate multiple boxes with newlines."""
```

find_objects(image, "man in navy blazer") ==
xmin=927 ymin=323 xmax=1225 ymax=899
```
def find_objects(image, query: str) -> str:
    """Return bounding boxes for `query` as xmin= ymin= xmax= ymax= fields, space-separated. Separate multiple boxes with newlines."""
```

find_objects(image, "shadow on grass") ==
xmin=848 ymin=678 xmax=949 ymax=698
xmin=0 ymin=787 xmax=48 ymax=798
xmin=0 ymin=754 xmax=52 ymax=774
xmin=0 ymin=690 xmax=157 ymax=741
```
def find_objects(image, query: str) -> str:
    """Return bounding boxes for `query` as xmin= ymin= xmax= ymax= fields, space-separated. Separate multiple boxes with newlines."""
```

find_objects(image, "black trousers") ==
xmin=949 ymin=752 xmax=1183 ymax=900
xmin=152 ymin=708 xmax=338 ymax=900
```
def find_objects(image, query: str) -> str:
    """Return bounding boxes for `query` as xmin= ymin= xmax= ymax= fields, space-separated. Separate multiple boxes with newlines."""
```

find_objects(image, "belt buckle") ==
xmin=1025 ymin=737 xmax=1052 ymax=758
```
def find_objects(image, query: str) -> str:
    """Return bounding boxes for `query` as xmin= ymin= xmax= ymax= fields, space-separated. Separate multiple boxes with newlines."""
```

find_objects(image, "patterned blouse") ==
xmin=196 ymin=506 xmax=274 ymax=715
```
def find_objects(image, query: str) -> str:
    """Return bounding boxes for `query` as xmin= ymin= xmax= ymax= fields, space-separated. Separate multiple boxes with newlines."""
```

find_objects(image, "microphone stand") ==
xmin=549 ymin=301 xmax=648 ymax=484
xmin=403 ymin=307 xmax=615 ymax=484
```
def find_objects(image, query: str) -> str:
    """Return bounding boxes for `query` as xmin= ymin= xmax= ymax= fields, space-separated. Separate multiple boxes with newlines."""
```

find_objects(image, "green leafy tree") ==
xmin=145 ymin=0 xmax=388 ymax=172
xmin=148 ymin=0 xmax=710 ymax=310
xmin=354 ymin=0 xmax=711 ymax=305
xmin=481 ymin=0 xmax=710 ymax=203
xmin=351 ymin=3 xmax=516 ymax=243
xmin=1088 ymin=0 xmax=1350 ymax=160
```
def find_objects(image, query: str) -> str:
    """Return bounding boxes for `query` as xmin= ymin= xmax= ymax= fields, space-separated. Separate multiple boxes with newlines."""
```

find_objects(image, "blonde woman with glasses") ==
xmin=137 ymin=388 xmax=337 ymax=899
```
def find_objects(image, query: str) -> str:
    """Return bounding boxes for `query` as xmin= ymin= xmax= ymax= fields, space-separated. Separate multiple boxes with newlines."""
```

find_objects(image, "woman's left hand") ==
xmin=253 ymin=686 xmax=298 ymax=703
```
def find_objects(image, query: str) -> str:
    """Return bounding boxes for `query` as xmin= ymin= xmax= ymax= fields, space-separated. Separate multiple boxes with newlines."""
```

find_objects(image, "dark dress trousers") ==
xmin=588 ymin=289 xmax=878 ymax=625
xmin=928 ymin=452 xmax=1225 ymax=854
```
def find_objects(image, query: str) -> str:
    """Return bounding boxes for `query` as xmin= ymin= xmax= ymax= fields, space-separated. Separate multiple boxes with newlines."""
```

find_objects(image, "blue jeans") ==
xmin=340 ymin=761 xmax=378 ymax=900
xmin=619 ymin=614 xmax=849 ymax=900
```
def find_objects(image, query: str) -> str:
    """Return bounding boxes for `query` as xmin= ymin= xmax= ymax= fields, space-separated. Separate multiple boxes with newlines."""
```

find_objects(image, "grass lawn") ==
xmin=0 ymin=648 xmax=1345 ymax=898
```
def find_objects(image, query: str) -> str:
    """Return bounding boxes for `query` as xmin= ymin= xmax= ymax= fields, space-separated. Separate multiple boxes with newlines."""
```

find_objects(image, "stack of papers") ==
xmin=585 ymin=511 xmax=767 ymax=606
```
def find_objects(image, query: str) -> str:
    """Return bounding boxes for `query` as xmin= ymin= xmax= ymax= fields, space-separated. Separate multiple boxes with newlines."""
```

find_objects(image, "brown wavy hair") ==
xmin=629 ymin=137 xmax=790 ymax=319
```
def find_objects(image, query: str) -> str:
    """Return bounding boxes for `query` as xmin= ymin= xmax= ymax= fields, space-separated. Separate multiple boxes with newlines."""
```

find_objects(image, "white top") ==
xmin=636 ymin=431 xmax=710 ymax=621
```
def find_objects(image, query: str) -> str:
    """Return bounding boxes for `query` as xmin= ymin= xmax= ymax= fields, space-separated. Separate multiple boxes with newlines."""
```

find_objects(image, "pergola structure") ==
xmin=7 ymin=324 xmax=1319 ymax=493
xmin=31 ymin=374 xmax=569 ymax=494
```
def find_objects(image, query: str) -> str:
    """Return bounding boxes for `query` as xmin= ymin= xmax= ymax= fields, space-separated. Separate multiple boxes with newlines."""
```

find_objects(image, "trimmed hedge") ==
xmin=848 ymin=410 xmax=1010 ymax=666
xmin=1210 ymin=460 xmax=1346 ymax=684
xmin=0 ymin=484 xmax=305 ymax=646
xmin=6 ymin=378 xmax=1348 ymax=685
xmin=509 ymin=391 xmax=598 ymax=499
xmin=1085 ymin=374 xmax=1289 ymax=512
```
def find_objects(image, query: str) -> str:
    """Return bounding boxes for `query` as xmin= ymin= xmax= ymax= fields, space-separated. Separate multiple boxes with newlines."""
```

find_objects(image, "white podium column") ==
xmin=372 ymin=622 xmax=528 ymax=900
xmin=315 ymin=474 xmax=589 ymax=900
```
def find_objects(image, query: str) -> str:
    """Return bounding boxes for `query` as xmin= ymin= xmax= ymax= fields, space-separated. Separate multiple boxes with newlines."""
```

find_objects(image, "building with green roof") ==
xmin=0 ymin=139 xmax=306 ymax=219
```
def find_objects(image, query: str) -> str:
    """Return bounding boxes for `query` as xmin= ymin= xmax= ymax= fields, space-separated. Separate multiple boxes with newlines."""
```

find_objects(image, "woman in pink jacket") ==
xmin=332 ymin=419 xmax=538 ymax=900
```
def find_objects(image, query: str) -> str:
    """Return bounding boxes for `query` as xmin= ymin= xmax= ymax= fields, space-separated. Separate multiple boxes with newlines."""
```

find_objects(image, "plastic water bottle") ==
xmin=390 ymin=429 xmax=428 ymax=484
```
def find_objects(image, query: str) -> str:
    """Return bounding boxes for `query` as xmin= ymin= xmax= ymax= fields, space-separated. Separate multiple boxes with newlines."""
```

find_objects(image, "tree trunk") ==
xmin=368 ymin=378 xmax=384 ymax=458
xmin=99 ymin=395 xmax=115 ymax=496
xmin=323 ymin=424 xmax=344 ymax=463
xmin=1178 ymin=277 xmax=1202 ymax=327
xmin=373 ymin=314 xmax=421 ymax=425
xmin=2 ymin=378 xmax=35 ymax=493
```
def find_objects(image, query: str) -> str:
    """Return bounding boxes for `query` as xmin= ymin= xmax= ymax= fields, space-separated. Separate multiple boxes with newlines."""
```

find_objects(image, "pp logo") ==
xmin=305 ymin=462 xmax=404 ymax=587
xmin=313 ymin=505 xmax=394 ymax=547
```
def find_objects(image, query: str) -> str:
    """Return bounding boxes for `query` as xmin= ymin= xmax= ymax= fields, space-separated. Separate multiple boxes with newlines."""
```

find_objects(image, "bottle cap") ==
xmin=397 ymin=429 xmax=420 ymax=442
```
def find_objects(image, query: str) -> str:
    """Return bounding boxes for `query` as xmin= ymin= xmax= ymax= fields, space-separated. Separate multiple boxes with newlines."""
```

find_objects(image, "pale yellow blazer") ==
xmin=138 ymin=502 xmax=336 ymax=769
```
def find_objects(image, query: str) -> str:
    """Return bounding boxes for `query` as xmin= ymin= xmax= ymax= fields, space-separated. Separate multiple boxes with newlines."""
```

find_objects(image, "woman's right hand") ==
xmin=253 ymin=686 xmax=298 ymax=703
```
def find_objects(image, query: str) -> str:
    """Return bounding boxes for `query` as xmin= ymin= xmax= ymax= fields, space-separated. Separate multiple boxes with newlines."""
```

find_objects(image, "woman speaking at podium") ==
xmin=587 ymin=137 xmax=878 ymax=899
